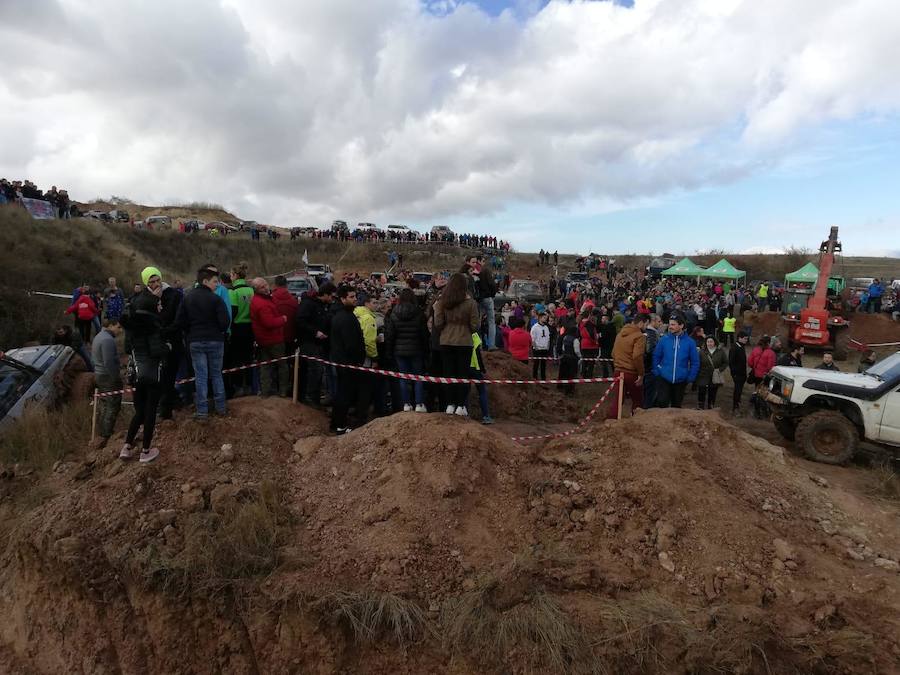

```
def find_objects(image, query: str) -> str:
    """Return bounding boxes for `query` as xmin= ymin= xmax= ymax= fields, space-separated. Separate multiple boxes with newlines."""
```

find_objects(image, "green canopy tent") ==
xmin=784 ymin=262 xmax=819 ymax=286
xmin=699 ymin=258 xmax=746 ymax=281
xmin=661 ymin=257 xmax=705 ymax=277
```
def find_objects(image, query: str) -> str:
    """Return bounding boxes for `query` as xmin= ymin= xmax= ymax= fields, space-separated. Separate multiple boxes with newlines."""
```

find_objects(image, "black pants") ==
xmin=532 ymin=349 xmax=548 ymax=380
xmin=126 ymin=380 xmax=161 ymax=450
xmin=75 ymin=318 xmax=92 ymax=343
xmin=299 ymin=341 xmax=325 ymax=403
xmin=331 ymin=368 xmax=359 ymax=430
xmin=426 ymin=350 xmax=449 ymax=412
xmin=230 ymin=323 xmax=254 ymax=392
xmin=732 ymin=377 xmax=746 ymax=410
xmin=557 ymin=355 xmax=578 ymax=396
xmin=442 ymin=345 xmax=472 ymax=408
xmin=697 ymin=384 xmax=720 ymax=409
xmin=581 ymin=349 xmax=599 ymax=377
xmin=158 ymin=348 xmax=183 ymax=418
xmin=656 ymin=379 xmax=687 ymax=408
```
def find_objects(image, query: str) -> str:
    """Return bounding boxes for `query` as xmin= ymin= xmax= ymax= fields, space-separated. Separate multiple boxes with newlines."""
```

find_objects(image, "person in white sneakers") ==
xmin=384 ymin=288 xmax=429 ymax=413
xmin=530 ymin=312 xmax=551 ymax=380
xmin=433 ymin=272 xmax=480 ymax=417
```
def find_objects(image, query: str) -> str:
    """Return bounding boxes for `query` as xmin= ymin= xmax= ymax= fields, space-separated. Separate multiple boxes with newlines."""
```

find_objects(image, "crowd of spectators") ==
xmin=0 ymin=178 xmax=72 ymax=217
xmin=310 ymin=225 xmax=510 ymax=251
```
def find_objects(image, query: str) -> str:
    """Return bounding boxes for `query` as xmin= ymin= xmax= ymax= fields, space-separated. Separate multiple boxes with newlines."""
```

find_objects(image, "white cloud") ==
xmin=0 ymin=0 xmax=898 ymax=241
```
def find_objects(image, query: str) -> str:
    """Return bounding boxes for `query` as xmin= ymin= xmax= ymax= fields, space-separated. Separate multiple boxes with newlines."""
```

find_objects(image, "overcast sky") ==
xmin=1 ymin=0 xmax=899 ymax=256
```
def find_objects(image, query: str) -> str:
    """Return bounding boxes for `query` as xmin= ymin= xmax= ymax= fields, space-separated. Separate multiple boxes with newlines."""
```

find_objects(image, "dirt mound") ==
xmin=1 ymin=404 xmax=898 ymax=673
xmin=846 ymin=313 xmax=900 ymax=346
xmin=481 ymin=351 xmax=591 ymax=423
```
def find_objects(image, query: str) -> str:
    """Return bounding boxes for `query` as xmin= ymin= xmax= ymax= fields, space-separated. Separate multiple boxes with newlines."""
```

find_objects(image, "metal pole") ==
xmin=292 ymin=349 xmax=300 ymax=404
xmin=90 ymin=388 xmax=99 ymax=441
xmin=616 ymin=375 xmax=625 ymax=421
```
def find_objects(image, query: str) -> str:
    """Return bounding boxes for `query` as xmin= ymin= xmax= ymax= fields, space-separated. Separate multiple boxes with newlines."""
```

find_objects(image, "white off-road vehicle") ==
xmin=764 ymin=351 xmax=900 ymax=464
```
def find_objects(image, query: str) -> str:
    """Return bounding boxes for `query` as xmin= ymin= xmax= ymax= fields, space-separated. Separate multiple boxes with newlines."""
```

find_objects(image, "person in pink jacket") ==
xmin=747 ymin=335 xmax=777 ymax=380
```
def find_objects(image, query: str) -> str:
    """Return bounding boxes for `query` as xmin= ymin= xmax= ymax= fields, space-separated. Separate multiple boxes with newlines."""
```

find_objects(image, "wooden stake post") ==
xmin=292 ymin=349 xmax=300 ymax=404
xmin=616 ymin=375 xmax=624 ymax=420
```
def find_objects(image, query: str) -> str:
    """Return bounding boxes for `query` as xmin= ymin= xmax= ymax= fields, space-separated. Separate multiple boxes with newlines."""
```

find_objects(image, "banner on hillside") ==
xmin=21 ymin=198 xmax=56 ymax=219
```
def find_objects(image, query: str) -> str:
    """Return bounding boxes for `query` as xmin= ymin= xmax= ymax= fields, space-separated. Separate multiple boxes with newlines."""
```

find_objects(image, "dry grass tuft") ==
xmin=867 ymin=461 xmax=900 ymax=502
xmin=0 ymin=401 xmax=91 ymax=470
xmin=319 ymin=590 xmax=429 ymax=645
xmin=441 ymin=585 xmax=591 ymax=673
xmin=140 ymin=481 xmax=288 ymax=596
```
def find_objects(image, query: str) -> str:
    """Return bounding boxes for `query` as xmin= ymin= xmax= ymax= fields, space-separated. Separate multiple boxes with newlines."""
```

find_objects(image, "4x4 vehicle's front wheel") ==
xmin=795 ymin=410 xmax=858 ymax=464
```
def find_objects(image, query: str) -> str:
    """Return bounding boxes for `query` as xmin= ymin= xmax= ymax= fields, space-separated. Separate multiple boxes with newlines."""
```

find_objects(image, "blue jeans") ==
xmin=480 ymin=297 xmax=496 ymax=349
xmin=190 ymin=341 xmax=226 ymax=416
xmin=395 ymin=355 xmax=425 ymax=406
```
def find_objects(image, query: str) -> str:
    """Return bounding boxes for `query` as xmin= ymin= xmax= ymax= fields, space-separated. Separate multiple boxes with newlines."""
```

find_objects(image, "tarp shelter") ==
xmin=699 ymin=258 xmax=746 ymax=280
xmin=661 ymin=257 xmax=705 ymax=277
xmin=784 ymin=262 xmax=819 ymax=285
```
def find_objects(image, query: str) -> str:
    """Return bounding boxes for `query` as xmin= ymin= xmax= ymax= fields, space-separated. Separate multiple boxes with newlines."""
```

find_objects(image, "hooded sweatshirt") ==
xmin=612 ymin=323 xmax=647 ymax=375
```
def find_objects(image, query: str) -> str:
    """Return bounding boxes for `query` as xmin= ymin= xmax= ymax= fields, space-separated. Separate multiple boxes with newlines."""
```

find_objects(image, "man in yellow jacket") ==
xmin=608 ymin=314 xmax=649 ymax=419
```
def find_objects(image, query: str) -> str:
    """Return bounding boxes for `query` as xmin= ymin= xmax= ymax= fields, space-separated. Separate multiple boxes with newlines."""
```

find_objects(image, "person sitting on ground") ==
xmin=816 ymin=352 xmax=840 ymax=371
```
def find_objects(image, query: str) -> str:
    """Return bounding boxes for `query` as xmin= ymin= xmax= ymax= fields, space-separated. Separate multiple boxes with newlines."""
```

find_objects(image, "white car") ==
xmin=765 ymin=352 xmax=900 ymax=464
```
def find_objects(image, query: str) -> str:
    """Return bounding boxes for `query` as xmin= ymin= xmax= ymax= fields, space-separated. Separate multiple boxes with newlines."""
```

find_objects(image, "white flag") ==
xmin=302 ymin=249 xmax=309 ymax=265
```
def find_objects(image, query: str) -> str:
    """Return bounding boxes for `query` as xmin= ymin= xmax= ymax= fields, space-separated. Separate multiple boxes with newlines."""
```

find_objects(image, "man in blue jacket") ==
xmin=652 ymin=314 xmax=700 ymax=408
xmin=867 ymin=279 xmax=884 ymax=314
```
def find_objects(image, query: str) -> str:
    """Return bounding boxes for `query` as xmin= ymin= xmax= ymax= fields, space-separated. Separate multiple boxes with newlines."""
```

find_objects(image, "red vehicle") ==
xmin=779 ymin=226 xmax=850 ymax=360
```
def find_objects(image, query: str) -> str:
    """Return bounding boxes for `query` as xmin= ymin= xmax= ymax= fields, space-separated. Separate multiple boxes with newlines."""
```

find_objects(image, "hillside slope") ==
xmin=1 ymin=205 xmax=898 ymax=347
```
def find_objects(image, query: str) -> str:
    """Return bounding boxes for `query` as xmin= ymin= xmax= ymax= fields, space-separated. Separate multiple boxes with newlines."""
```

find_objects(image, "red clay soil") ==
xmin=1 ymin=402 xmax=898 ymax=673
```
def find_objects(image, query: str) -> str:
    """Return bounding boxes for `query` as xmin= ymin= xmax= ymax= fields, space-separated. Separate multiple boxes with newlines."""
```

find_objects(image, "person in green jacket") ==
xmin=353 ymin=293 xmax=380 ymax=423
xmin=228 ymin=262 xmax=255 ymax=396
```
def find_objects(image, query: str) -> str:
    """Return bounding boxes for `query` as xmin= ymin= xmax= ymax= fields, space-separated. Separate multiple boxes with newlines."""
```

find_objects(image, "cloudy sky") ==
xmin=1 ymin=0 xmax=899 ymax=256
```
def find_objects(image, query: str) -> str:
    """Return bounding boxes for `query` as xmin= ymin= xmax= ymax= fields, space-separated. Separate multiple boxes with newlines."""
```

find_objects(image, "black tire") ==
xmin=794 ymin=410 xmax=858 ymax=464
xmin=773 ymin=415 xmax=796 ymax=441
xmin=831 ymin=326 xmax=850 ymax=361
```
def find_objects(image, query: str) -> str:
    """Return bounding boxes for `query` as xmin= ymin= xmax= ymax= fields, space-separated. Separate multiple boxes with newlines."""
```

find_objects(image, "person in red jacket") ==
xmin=506 ymin=316 xmax=532 ymax=363
xmin=250 ymin=277 xmax=289 ymax=396
xmin=747 ymin=335 xmax=778 ymax=419
xmin=579 ymin=311 xmax=600 ymax=377
xmin=65 ymin=285 xmax=99 ymax=343
xmin=271 ymin=274 xmax=299 ymax=353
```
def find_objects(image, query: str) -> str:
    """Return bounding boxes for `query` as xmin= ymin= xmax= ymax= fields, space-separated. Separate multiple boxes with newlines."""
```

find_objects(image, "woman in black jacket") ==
xmin=385 ymin=288 xmax=429 ymax=412
xmin=119 ymin=267 xmax=168 ymax=463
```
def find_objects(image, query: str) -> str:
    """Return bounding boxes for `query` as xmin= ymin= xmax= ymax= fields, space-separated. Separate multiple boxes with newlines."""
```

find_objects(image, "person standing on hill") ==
xmin=272 ymin=274 xmax=299 ymax=381
xmin=695 ymin=337 xmax=728 ymax=410
xmin=296 ymin=282 xmax=334 ymax=406
xmin=176 ymin=267 xmax=230 ymax=420
xmin=120 ymin=266 xmax=168 ymax=464
xmin=158 ymin=276 xmax=185 ymax=420
xmin=250 ymin=277 xmax=289 ymax=397
xmin=329 ymin=285 xmax=366 ymax=434
xmin=228 ymin=263 xmax=255 ymax=396
xmin=867 ymin=279 xmax=884 ymax=313
xmin=90 ymin=319 xmax=123 ymax=450
xmin=729 ymin=333 xmax=749 ymax=414
xmin=65 ymin=286 xmax=99 ymax=343
xmin=642 ymin=314 xmax=662 ymax=408
xmin=507 ymin=316 xmax=532 ymax=364
xmin=530 ymin=312 xmax=551 ymax=379
xmin=652 ymin=315 xmax=699 ymax=408
xmin=579 ymin=311 xmax=600 ymax=378
xmin=384 ymin=288 xmax=429 ymax=412
xmin=721 ymin=310 xmax=737 ymax=347
xmin=433 ymin=272 xmax=480 ymax=417
xmin=608 ymin=314 xmax=648 ymax=418
xmin=477 ymin=261 xmax=498 ymax=350
xmin=103 ymin=277 xmax=125 ymax=322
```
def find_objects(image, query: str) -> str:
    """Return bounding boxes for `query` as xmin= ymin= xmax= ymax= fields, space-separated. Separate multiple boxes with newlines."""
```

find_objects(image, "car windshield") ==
xmin=287 ymin=279 xmax=311 ymax=295
xmin=863 ymin=353 xmax=900 ymax=381
xmin=0 ymin=362 xmax=39 ymax=419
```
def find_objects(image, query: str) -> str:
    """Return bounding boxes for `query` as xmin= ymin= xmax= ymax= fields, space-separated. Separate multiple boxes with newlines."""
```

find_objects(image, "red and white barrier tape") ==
xmin=510 ymin=380 xmax=619 ymax=442
xmin=94 ymin=353 xmax=297 ymax=398
xmin=297 ymin=354 xmax=619 ymax=385
xmin=529 ymin=356 xmax=613 ymax=362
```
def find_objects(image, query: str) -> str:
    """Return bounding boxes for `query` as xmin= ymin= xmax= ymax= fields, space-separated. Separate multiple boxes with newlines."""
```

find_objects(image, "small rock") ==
xmin=562 ymin=480 xmax=582 ymax=492
xmin=658 ymin=552 xmax=675 ymax=573
xmin=180 ymin=483 xmax=192 ymax=493
xmin=761 ymin=498 xmax=776 ymax=512
xmin=210 ymin=484 xmax=241 ymax=513
xmin=846 ymin=548 xmax=865 ymax=561
xmin=874 ymin=558 xmax=899 ymax=572
xmin=582 ymin=508 xmax=596 ymax=523
xmin=819 ymin=520 xmax=837 ymax=536
xmin=428 ymin=602 xmax=440 ymax=613
xmin=784 ymin=560 xmax=799 ymax=571
xmin=813 ymin=604 xmax=836 ymax=623
xmin=773 ymin=538 xmax=795 ymax=562
xmin=603 ymin=514 xmax=621 ymax=529
xmin=462 ymin=578 xmax=477 ymax=591
xmin=331 ymin=467 xmax=339 ymax=477
xmin=216 ymin=446 xmax=235 ymax=464
xmin=157 ymin=509 xmax=177 ymax=527
xmin=570 ymin=509 xmax=584 ymax=523
xmin=808 ymin=475 xmax=829 ymax=488
xmin=180 ymin=488 xmax=204 ymax=512
xmin=52 ymin=460 xmax=62 ymax=472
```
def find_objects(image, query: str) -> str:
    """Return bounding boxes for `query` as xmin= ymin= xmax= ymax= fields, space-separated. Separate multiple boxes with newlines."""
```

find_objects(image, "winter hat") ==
xmin=141 ymin=266 xmax=162 ymax=285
